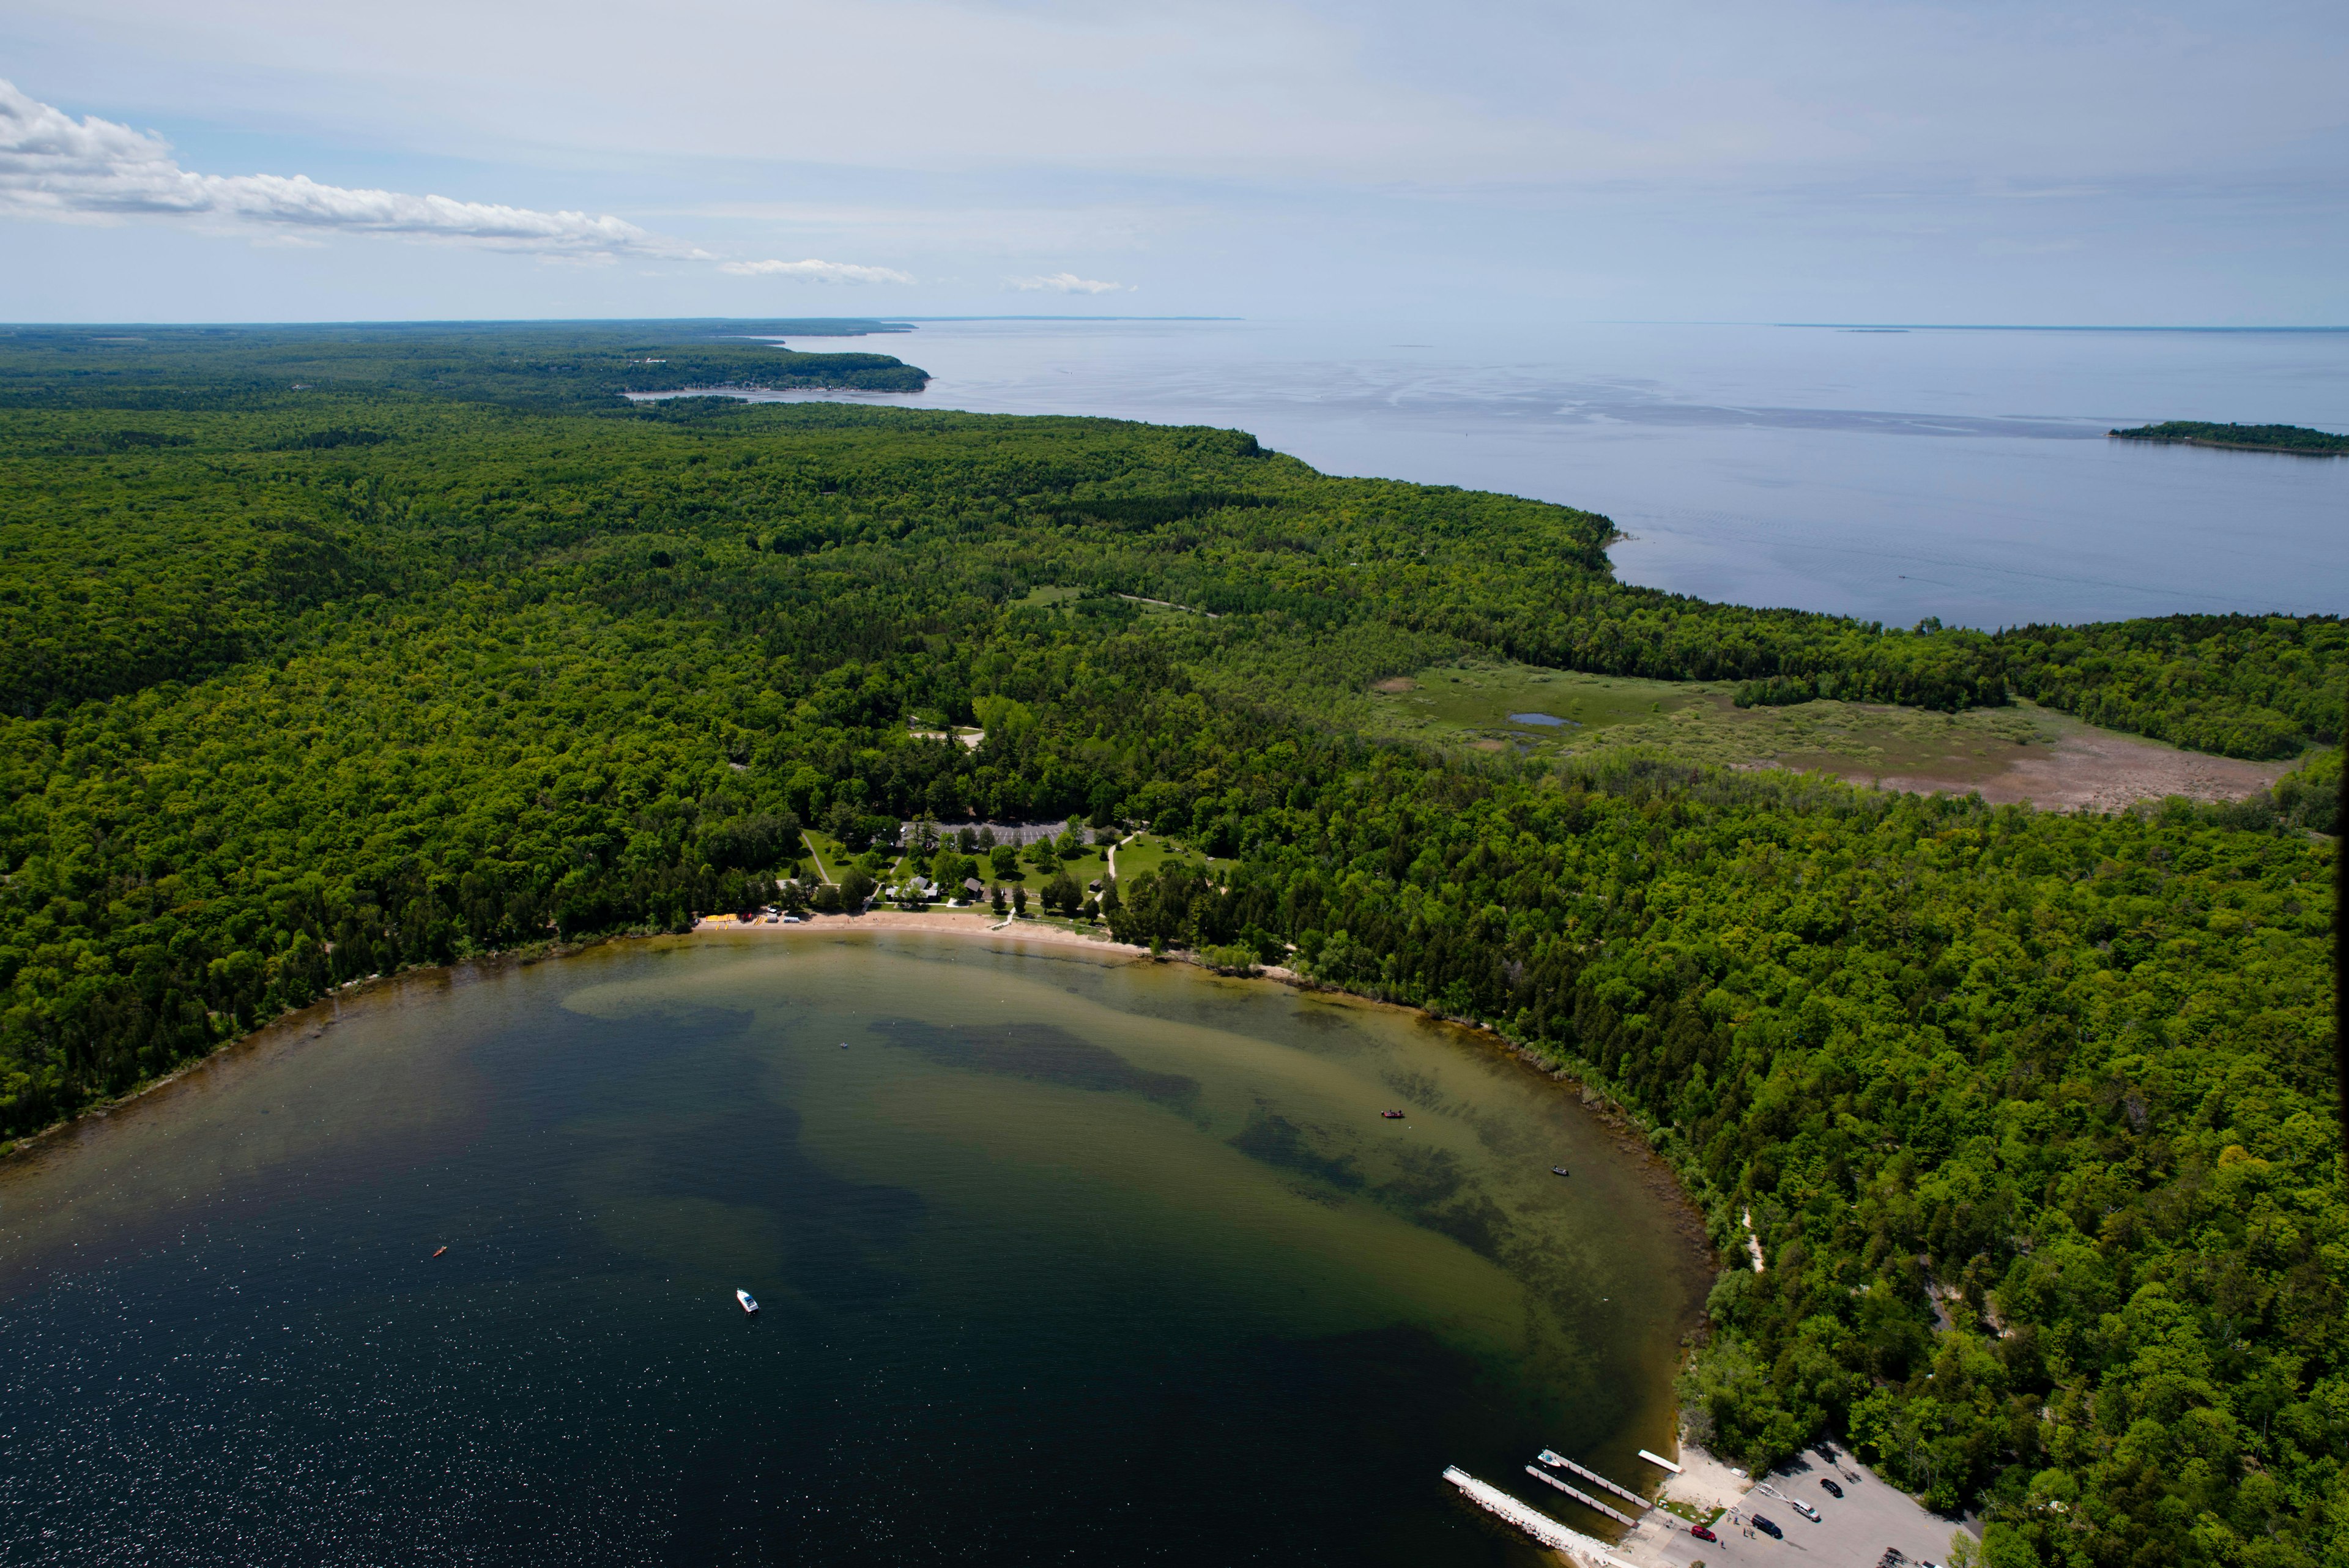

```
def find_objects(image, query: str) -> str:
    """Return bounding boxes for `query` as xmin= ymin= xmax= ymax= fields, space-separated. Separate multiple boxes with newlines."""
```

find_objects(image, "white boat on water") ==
xmin=736 ymin=1288 xmax=759 ymax=1315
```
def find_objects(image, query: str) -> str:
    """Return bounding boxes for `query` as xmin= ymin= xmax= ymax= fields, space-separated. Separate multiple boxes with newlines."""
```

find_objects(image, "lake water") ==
xmin=0 ymin=934 xmax=1707 ymax=1566
xmin=728 ymin=318 xmax=2349 ymax=630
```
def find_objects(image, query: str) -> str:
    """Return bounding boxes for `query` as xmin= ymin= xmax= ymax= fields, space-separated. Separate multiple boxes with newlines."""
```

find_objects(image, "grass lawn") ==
xmin=1111 ymin=834 xmax=1231 ymax=885
xmin=801 ymin=832 xmax=910 ymax=886
xmin=974 ymin=839 xmax=1113 ymax=889
xmin=1007 ymin=911 xmax=1119 ymax=940
xmin=1055 ymin=844 xmax=1113 ymax=886
xmin=800 ymin=831 xmax=848 ymax=884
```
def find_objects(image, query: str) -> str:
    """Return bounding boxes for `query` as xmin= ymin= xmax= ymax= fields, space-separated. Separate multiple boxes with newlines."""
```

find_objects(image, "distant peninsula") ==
xmin=2110 ymin=420 xmax=2349 ymax=455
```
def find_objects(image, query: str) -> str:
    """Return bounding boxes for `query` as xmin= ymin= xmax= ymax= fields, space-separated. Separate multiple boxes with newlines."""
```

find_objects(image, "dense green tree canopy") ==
xmin=2110 ymin=423 xmax=2349 ymax=456
xmin=1 ymin=327 xmax=2340 ymax=1568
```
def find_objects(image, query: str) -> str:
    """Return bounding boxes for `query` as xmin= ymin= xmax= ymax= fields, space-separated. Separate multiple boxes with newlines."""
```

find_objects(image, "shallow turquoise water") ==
xmin=0 ymin=933 xmax=1708 ymax=1565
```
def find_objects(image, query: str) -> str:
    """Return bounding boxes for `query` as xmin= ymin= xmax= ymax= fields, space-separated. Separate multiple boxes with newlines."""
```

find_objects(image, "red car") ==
xmin=1691 ymin=1525 xmax=1719 ymax=1543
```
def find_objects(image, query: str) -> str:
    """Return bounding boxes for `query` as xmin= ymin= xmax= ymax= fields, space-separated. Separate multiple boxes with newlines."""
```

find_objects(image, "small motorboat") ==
xmin=1551 ymin=1166 xmax=1570 ymax=1177
xmin=1380 ymin=1110 xmax=1406 ymax=1120
xmin=735 ymin=1288 xmax=760 ymax=1315
xmin=432 ymin=1246 xmax=448 ymax=1258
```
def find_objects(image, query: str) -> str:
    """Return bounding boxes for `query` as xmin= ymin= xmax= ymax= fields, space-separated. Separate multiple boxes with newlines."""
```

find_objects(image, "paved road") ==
xmin=1626 ymin=1444 xmax=1970 ymax=1568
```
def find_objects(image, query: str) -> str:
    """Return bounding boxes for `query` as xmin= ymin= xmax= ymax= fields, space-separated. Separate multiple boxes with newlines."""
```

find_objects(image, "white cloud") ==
xmin=718 ymin=257 xmax=915 ymax=284
xmin=1007 ymin=272 xmax=1127 ymax=294
xmin=0 ymin=76 xmax=707 ymax=259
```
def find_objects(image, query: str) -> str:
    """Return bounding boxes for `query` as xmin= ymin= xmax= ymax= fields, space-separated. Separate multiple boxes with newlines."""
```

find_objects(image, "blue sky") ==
xmin=3 ymin=0 xmax=2344 ymax=324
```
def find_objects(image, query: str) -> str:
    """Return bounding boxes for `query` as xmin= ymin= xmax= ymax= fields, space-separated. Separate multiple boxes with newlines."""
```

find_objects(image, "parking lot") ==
xmin=1617 ymin=1443 xmax=1972 ymax=1568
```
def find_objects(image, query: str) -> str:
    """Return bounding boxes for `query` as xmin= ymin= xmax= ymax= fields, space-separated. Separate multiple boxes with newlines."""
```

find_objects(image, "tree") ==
xmin=990 ymin=843 xmax=1021 ymax=879
xmin=703 ymin=810 xmax=801 ymax=871
xmin=1011 ymin=885 xmax=1027 ymax=916
xmin=823 ymin=798 xmax=870 ymax=853
xmin=839 ymin=869 xmax=876 ymax=910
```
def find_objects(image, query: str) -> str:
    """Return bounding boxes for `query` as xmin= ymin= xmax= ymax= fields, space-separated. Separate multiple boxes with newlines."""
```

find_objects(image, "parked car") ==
xmin=1753 ymin=1515 xmax=1784 ymax=1539
xmin=1790 ymin=1500 xmax=1822 ymax=1522
xmin=1691 ymin=1525 xmax=1718 ymax=1542
xmin=1820 ymin=1478 xmax=1844 ymax=1498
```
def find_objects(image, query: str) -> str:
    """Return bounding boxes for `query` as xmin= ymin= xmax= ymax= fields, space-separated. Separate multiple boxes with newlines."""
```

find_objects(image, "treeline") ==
xmin=1995 ymin=615 xmax=2347 ymax=760
xmin=0 ymin=322 xmax=927 ymax=413
xmin=2112 ymin=422 xmax=2349 ymax=456
xmin=1 ymin=332 xmax=2343 ymax=1567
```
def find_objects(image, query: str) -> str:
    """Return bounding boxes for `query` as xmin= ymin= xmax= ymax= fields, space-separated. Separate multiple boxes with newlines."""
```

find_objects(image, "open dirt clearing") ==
xmin=1852 ymin=705 xmax=2290 ymax=811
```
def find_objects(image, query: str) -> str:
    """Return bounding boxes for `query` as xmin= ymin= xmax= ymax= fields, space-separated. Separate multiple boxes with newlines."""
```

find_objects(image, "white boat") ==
xmin=735 ymin=1288 xmax=759 ymax=1315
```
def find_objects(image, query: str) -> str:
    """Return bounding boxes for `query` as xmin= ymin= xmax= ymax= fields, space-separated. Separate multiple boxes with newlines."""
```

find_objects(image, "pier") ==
xmin=1538 ymin=1451 xmax=1648 ymax=1509
xmin=1441 ymin=1468 xmax=1635 ymax=1568
xmin=1637 ymin=1448 xmax=1682 ymax=1474
xmin=1525 ymin=1465 xmax=1641 ymax=1528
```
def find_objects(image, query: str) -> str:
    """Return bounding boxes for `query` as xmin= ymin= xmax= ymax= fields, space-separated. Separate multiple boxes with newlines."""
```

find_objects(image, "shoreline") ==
xmin=694 ymin=908 xmax=1312 ymax=983
xmin=0 ymin=935 xmax=620 ymax=1161
xmin=5 ymin=913 xmax=1708 ymax=1320
xmin=2111 ymin=433 xmax=2347 ymax=457
xmin=693 ymin=907 xmax=1149 ymax=958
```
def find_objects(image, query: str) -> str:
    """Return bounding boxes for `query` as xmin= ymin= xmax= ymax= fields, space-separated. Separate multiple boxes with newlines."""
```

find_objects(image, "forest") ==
xmin=0 ymin=325 xmax=2340 ymax=1568
xmin=2110 ymin=423 xmax=2349 ymax=456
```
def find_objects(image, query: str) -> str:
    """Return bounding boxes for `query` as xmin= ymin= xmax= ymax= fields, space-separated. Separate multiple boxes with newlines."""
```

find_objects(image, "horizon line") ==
xmin=0 ymin=314 xmax=1249 ymax=330
xmin=1768 ymin=322 xmax=2349 ymax=334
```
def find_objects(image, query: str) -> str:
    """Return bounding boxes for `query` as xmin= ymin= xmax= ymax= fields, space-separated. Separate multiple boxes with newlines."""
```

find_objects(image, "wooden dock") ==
xmin=1638 ymin=1448 xmax=1682 ymax=1475
xmin=1441 ymin=1468 xmax=1635 ymax=1568
xmin=1538 ymin=1451 xmax=1648 ymax=1509
xmin=1525 ymin=1465 xmax=1641 ymax=1528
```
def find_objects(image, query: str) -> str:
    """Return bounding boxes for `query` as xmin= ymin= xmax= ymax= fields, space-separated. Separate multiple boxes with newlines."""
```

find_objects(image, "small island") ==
xmin=2109 ymin=420 xmax=2349 ymax=455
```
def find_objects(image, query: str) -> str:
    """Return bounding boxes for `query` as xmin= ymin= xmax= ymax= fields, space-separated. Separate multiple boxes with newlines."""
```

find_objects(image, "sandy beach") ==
xmin=693 ymin=908 xmax=1151 ymax=958
xmin=693 ymin=910 xmax=1318 ymax=986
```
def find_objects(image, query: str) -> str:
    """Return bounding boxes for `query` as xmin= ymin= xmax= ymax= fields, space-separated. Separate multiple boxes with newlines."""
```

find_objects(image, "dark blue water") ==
xmin=0 ymin=935 xmax=1705 ymax=1565
xmin=706 ymin=319 xmax=2349 ymax=628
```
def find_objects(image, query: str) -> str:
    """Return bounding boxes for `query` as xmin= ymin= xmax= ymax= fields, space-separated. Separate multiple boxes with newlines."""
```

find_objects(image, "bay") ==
xmin=0 ymin=934 xmax=1707 ymax=1565
xmin=719 ymin=318 xmax=2349 ymax=630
